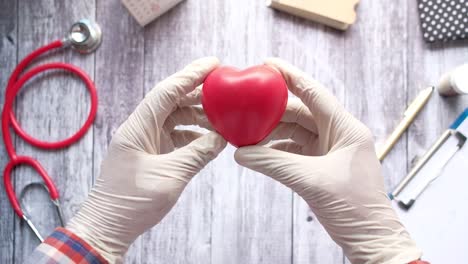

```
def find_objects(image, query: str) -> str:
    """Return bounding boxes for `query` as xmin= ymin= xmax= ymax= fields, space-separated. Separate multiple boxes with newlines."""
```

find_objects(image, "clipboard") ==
xmin=391 ymin=108 xmax=468 ymax=263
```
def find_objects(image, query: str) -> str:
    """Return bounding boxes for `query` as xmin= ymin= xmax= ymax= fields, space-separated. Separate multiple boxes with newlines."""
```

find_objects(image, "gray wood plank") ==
xmin=138 ymin=1 xmax=217 ymax=263
xmin=140 ymin=0 xmax=293 ymax=263
xmin=0 ymin=0 xmax=17 ymax=263
xmin=407 ymin=0 xmax=468 ymax=158
xmin=344 ymin=0 xmax=409 ymax=189
xmin=406 ymin=7 xmax=468 ymax=263
xmin=12 ymin=0 xmax=95 ymax=262
xmin=209 ymin=1 xmax=293 ymax=263
xmin=267 ymin=8 xmax=346 ymax=264
xmin=343 ymin=1 xmax=409 ymax=263
xmin=93 ymin=0 xmax=145 ymax=262
xmin=405 ymin=1 xmax=468 ymax=262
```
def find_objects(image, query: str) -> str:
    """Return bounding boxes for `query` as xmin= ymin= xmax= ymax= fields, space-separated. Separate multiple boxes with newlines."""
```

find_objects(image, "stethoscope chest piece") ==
xmin=67 ymin=19 xmax=102 ymax=54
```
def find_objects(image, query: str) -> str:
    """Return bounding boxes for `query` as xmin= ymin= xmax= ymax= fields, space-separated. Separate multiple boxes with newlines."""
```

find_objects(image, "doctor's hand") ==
xmin=67 ymin=57 xmax=226 ymax=263
xmin=235 ymin=58 xmax=422 ymax=264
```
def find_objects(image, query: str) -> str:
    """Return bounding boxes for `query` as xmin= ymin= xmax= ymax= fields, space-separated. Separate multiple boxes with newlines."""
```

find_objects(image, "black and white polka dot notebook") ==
xmin=418 ymin=0 xmax=468 ymax=42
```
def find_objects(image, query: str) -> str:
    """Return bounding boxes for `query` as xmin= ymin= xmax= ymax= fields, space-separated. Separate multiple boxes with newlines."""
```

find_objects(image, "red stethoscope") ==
xmin=2 ymin=19 xmax=101 ymax=242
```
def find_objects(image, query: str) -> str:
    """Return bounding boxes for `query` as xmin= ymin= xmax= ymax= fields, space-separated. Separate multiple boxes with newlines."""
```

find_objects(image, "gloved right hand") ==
xmin=235 ymin=58 xmax=422 ymax=264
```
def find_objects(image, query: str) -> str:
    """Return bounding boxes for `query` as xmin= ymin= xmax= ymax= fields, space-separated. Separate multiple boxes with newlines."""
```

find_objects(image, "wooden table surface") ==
xmin=1 ymin=0 xmax=467 ymax=263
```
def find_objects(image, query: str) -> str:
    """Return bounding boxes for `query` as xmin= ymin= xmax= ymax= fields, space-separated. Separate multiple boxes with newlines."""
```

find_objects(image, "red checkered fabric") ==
xmin=26 ymin=227 xmax=108 ymax=264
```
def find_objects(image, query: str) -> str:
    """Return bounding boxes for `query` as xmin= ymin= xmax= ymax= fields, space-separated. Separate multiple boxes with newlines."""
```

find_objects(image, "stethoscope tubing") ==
xmin=2 ymin=39 xmax=98 ymax=218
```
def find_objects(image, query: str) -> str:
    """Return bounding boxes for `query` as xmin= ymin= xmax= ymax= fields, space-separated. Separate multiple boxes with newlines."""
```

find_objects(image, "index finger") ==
xmin=145 ymin=57 xmax=220 ymax=124
xmin=265 ymin=58 xmax=341 ymax=122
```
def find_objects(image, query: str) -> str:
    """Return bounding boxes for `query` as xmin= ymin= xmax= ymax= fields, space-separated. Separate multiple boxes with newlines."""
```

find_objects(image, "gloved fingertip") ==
xmin=263 ymin=58 xmax=281 ymax=73
xmin=165 ymin=132 xmax=226 ymax=174
xmin=264 ymin=57 xmax=294 ymax=72
xmin=190 ymin=56 xmax=220 ymax=70
xmin=234 ymin=146 xmax=268 ymax=166
xmin=203 ymin=132 xmax=227 ymax=153
xmin=233 ymin=147 xmax=248 ymax=165
xmin=235 ymin=146 xmax=297 ymax=178
xmin=265 ymin=65 xmax=281 ymax=75
xmin=185 ymin=132 xmax=227 ymax=160
xmin=264 ymin=57 xmax=283 ymax=66
xmin=263 ymin=58 xmax=300 ymax=89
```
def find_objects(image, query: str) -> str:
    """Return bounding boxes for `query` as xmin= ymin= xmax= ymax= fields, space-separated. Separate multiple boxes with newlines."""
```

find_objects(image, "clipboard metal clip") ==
xmin=390 ymin=130 xmax=467 ymax=210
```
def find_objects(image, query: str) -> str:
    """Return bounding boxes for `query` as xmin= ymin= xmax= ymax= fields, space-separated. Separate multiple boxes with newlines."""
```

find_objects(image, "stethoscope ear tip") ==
xmin=66 ymin=19 xmax=102 ymax=54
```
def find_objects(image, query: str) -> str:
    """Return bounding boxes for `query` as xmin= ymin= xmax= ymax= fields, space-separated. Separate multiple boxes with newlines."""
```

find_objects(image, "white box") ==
xmin=267 ymin=0 xmax=359 ymax=30
xmin=122 ymin=0 xmax=185 ymax=26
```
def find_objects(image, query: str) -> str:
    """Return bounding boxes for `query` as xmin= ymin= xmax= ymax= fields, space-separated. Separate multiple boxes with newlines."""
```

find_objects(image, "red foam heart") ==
xmin=202 ymin=65 xmax=288 ymax=147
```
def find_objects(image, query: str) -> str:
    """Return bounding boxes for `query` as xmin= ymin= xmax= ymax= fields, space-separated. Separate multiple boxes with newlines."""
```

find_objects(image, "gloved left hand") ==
xmin=66 ymin=57 xmax=226 ymax=263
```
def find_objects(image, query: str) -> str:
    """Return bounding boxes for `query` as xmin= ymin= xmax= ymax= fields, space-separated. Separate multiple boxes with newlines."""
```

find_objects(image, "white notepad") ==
xmin=392 ymin=109 xmax=468 ymax=263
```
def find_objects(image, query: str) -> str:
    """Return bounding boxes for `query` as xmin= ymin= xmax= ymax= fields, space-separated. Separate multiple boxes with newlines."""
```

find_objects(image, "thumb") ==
xmin=265 ymin=58 xmax=342 ymax=126
xmin=234 ymin=146 xmax=308 ymax=188
xmin=165 ymin=132 xmax=227 ymax=180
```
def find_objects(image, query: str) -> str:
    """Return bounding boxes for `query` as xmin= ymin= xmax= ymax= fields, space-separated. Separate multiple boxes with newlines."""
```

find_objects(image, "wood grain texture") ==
xmin=405 ymin=1 xmax=468 ymax=262
xmin=208 ymin=1 xmax=293 ymax=264
xmin=344 ymin=0 xmax=409 ymax=190
xmin=11 ymin=0 xmax=96 ymax=262
xmin=405 ymin=10 xmax=468 ymax=263
xmin=343 ymin=1 xmax=410 ymax=263
xmin=407 ymin=0 xmax=468 ymax=165
xmin=0 ymin=0 xmax=17 ymax=263
xmin=139 ymin=1 xmax=216 ymax=263
xmin=93 ymin=0 xmax=145 ymax=262
xmin=208 ymin=1 xmax=293 ymax=263
xmin=268 ymin=8 xmax=346 ymax=264
xmin=1 ymin=0 xmax=468 ymax=263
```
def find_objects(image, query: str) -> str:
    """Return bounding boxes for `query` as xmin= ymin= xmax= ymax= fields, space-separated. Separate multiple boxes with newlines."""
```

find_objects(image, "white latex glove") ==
xmin=67 ymin=57 xmax=226 ymax=263
xmin=235 ymin=58 xmax=422 ymax=264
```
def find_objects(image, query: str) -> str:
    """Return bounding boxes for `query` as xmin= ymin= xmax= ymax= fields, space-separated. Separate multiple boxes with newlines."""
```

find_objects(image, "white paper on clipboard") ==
xmin=392 ymin=116 xmax=468 ymax=263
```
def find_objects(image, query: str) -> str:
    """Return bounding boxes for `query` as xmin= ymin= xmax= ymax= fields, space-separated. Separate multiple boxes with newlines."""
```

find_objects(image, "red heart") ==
xmin=202 ymin=65 xmax=288 ymax=147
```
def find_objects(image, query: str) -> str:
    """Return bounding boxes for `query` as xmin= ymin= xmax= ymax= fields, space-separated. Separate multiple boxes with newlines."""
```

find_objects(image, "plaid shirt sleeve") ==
xmin=26 ymin=227 xmax=108 ymax=264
